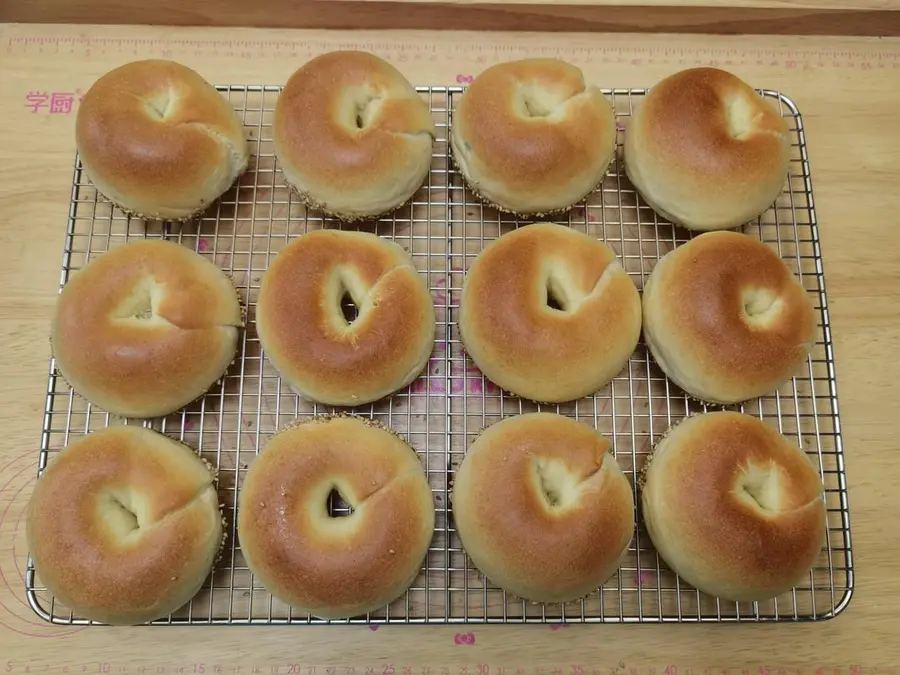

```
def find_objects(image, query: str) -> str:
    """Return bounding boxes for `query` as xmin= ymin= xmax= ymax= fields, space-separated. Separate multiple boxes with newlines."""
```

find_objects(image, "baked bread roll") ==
xmin=50 ymin=240 xmax=244 ymax=418
xmin=624 ymin=67 xmax=790 ymax=231
xmin=76 ymin=59 xmax=249 ymax=221
xmin=26 ymin=426 xmax=223 ymax=625
xmin=459 ymin=222 xmax=641 ymax=403
xmin=452 ymin=413 xmax=634 ymax=603
xmin=639 ymin=412 xmax=826 ymax=602
xmin=273 ymin=51 xmax=436 ymax=221
xmin=256 ymin=229 xmax=435 ymax=406
xmin=451 ymin=59 xmax=617 ymax=216
xmin=642 ymin=231 xmax=817 ymax=405
xmin=238 ymin=415 xmax=434 ymax=619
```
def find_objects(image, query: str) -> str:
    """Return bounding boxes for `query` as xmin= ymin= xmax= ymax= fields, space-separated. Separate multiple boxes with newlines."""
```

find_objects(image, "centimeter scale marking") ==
xmin=4 ymin=35 xmax=899 ymax=72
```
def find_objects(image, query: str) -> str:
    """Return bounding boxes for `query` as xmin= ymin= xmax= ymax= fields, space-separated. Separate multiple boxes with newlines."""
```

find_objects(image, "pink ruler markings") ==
xmin=7 ymin=35 xmax=899 ymax=115
xmin=4 ymin=34 xmax=900 ymax=70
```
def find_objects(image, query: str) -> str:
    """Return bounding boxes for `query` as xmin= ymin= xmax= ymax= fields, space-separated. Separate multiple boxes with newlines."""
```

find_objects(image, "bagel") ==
xmin=642 ymin=231 xmax=817 ymax=405
xmin=76 ymin=59 xmax=249 ymax=221
xmin=255 ymin=229 xmax=435 ymax=407
xmin=237 ymin=415 xmax=435 ymax=619
xmin=26 ymin=426 xmax=224 ymax=625
xmin=273 ymin=51 xmax=436 ymax=221
xmin=450 ymin=58 xmax=617 ymax=216
xmin=624 ymin=67 xmax=790 ymax=231
xmin=50 ymin=239 xmax=244 ymax=419
xmin=639 ymin=411 xmax=827 ymax=602
xmin=459 ymin=222 xmax=642 ymax=403
xmin=452 ymin=413 xmax=634 ymax=603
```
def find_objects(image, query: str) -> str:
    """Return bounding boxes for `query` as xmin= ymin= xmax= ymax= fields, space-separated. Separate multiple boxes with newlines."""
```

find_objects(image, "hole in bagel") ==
xmin=545 ymin=276 xmax=572 ymax=313
xmin=742 ymin=288 xmax=780 ymax=321
xmin=143 ymin=86 xmax=176 ymax=121
xmin=738 ymin=464 xmax=781 ymax=512
xmin=134 ymin=304 xmax=153 ymax=320
xmin=112 ymin=279 xmax=157 ymax=322
xmin=534 ymin=459 xmax=577 ymax=509
xmin=327 ymin=488 xmax=354 ymax=518
xmin=340 ymin=290 xmax=359 ymax=325
xmin=524 ymin=97 xmax=551 ymax=118
xmin=100 ymin=490 xmax=141 ymax=536
xmin=113 ymin=499 xmax=140 ymax=531
xmin=352 ymin=95 xmax=382 ymax=130
xmin=517 ymin=83 xmax=558 ymax=119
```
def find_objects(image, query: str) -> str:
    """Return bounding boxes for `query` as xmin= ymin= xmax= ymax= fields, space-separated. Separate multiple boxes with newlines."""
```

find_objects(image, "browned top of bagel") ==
xmin=451 ymin=413 xmax=634 ymax=603
xmin=255 ymin=229 xmax=435 ymax=406
xmin=624 ymin=67 xmax=790 ymax=231
xmin=50 ymin=240 xmax=243 ymax=419
xmin=640 ymin=411 xmax=826 ymax=602
xmin=450 ymin=59 xmax=616 ymax=215
xmin=237 ymin=416 xmax=435 ymax=619
xmin=642 ymin=231 xmax=817 ymax=404
xmin=75 ymin=59 xmax=249 ymax=221
xmin=273 ymin=51 xmax=435 ymax=219
xmin=459 ymin=222 xmax=641 ymax=402
xmin=25 ymin=426 xmax=223 ymax=625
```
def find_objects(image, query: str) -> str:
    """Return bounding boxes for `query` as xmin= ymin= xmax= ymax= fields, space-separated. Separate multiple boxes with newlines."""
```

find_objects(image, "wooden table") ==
xmin=1 ymin=21 xmax=898 ymax=674
xmin=4 ymin=0 xmax=900 ymax=35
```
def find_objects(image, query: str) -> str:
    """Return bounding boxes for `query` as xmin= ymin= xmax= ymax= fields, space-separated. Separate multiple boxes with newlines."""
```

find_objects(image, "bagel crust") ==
xmin=624 ymin=67 xmax=790 ymax=231
xmin=459 ymin=222 xmax=642 ymax=403
xmin=50 ymin=240 xmax=244 ymax=419
xmin=26 ymin=426 xmax=223 ymax=625
xmin=76 ymin=59 xmax=249 ymax=221
xmin=452 ymin=413 xmax=634 ymax=603
xmin=237 ymin=415 xmax=435 ymax=619
xmin=639 ymin=412 xmax=826 ymax=602
xmin=451 ymin=58 xmax=617 ymax=216
xmin=273 ymin=51 xmax=436 ymax=221
xmin=642 ymin=231 xmax=817 ymax=405
xmin=256 ymin=229 xmax=435 ymax=407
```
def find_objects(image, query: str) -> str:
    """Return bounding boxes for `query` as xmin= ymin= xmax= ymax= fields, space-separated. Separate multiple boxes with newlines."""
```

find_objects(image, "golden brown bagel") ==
xmin=451 ymin=58 xmax=617 ymax=216
xmin=50 ymin=240 xmax=244 ymax=419
xmin=26 ymin=426 xmax=223 ymax=625
xmin=642 ymin=231 xmax=817 ymax=405
xmin=459 ymin=222 xmax=642 ymax=403
xmin=255 ymin=229 xmax=435 ymax=407
xmin=639 ymin=411 xmax=826 ymax=602
xmin=76 ymin=59 xmax=249 ymax=221
xmin=273 ymin=51 xmax=436 ymax=221
xmin=624 ymin=67 xmax=790 ymax=231
xmin=237 ymin=415 xmax=435 ymax=619
xmin=452 ymin=413 xmax=634 ymax=603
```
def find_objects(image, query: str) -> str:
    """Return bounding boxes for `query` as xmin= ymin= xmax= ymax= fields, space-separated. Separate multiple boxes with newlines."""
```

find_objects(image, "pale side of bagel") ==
xmin=451 ymin=58 xmax=617 ymax=216
xmin=639 ymin=411 xmax=826 ymax=602
xmin=26 ymin=426 xmax=224 ymax=625
xmin=256 ymin=229 xmax=435 ymax=407
xmin=273 ymin=51 xmax=436 ymax=221
xmin=459 ymin=222 xmax=642 ymax=403
xmin=452 ymin=413 xmax=634 ymax=603
xmin=75 ymin=59 xmax=249 ymax=222
xmin=624 ymin=67 xmax=791 ymax=232
xmin=237 ymin=415 xmax=435 ymax=619
xmin=50 ymin=240 xmax=244 ymax=419
xmin=642 ymin=231 xmax=817 ymax=405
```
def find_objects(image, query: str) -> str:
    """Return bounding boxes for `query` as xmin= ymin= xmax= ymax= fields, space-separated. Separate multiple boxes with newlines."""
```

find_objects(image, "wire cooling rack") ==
xmin=27 ymin=85 xmax=853 ymax=625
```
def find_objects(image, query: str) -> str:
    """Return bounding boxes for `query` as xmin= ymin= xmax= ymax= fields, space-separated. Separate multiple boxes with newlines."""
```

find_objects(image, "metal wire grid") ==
xmin=25 ymin=85 xmax=852 ymax=626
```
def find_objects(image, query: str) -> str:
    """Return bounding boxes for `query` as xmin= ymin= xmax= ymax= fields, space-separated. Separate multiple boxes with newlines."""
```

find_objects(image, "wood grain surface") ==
xmin=3 ymin=0 xmax=900 ymax=36
xmin=1 ymin=21 xmax=899 ymax=674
